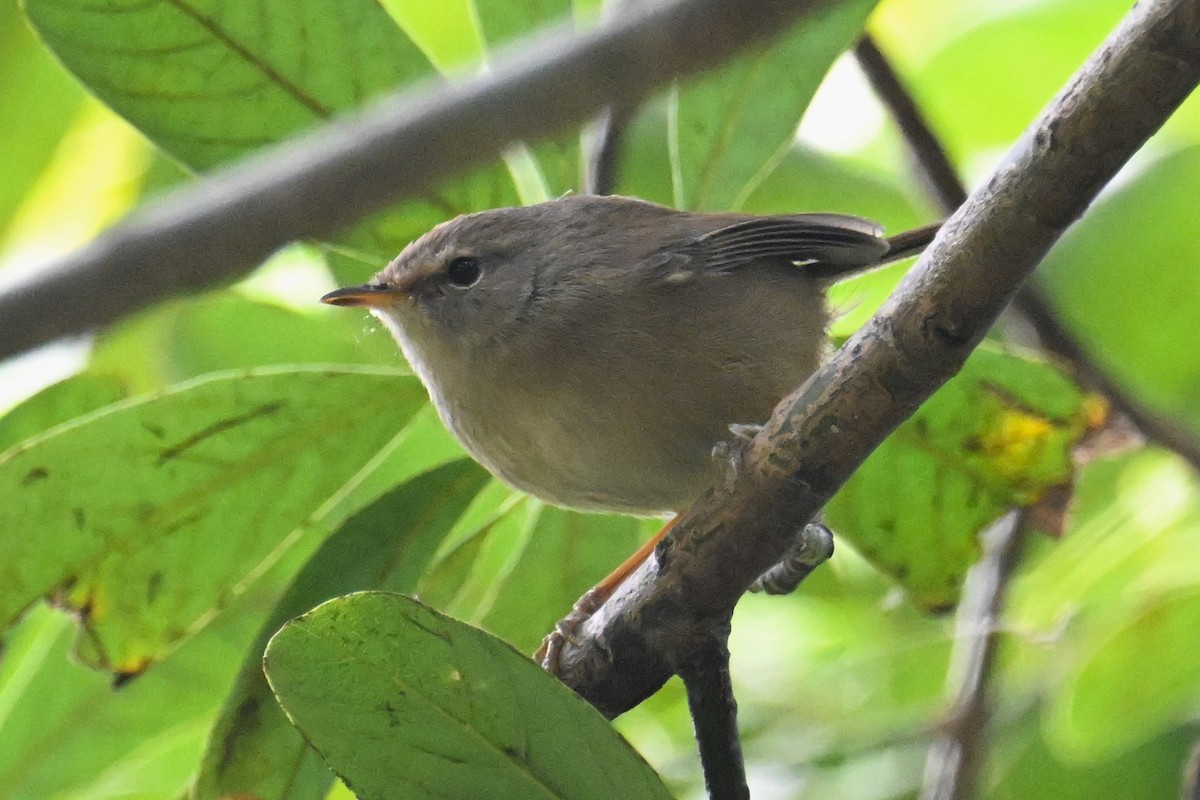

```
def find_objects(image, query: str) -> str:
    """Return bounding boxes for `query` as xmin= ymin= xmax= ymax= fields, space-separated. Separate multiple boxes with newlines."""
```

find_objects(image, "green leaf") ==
xmin=1002 ymin=451 xmax=1200 ymax=761
xmin=911 ymin=0 xmax=1134 ymax=153
xmin=264 ymin=592 xmax=672 ymax=800
xmin=0 ymin=1 xmax=86 ymax=239
xmin=89 ymin=290 xmax=402 ymax=392
xmin=619 ymin=0 xmax=878 ymax=210
xmin=0 ymin=366 xmax=422 ymax=673
xmin=378 ymin=0 xmax=484 ymax=72
xmin=826 ymin=345 xmax=1099 ymax=608
xmin=470 ymin=506 xmax=651 ymax=653
xmin=327 ymin=402 xmax=470 ymax=517
xmin=1045 ymin=585 xmax=1200 ymax=759
xmin=740 ymin=145 xmax=929 ymax=224
xmin=0 ymin=372 xmax=129 ymax=455
xmin=23 ymin=0 xmax=428 ymax=171
xmin=1038 ymin=145 xmax=1200 ymax=439
xmin=1008 ymin=450 xmax=1200 ymax=635
xmin=418 ymin=497 xmax=651 ymax=654
xmin=194 ymin=459 xmax=490 ymax=800
xmin=0 ymin=566 xmax=296 ymax=800
xmin=473 ymin=0 xmax=572 ymax=46
xmin=990 ymin=709 xmax=1198 ymax=800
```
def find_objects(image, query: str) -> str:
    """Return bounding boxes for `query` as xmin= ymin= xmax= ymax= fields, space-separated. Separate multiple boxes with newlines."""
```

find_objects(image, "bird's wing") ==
xmin=695 ymin=214 xmax=888 ymax=279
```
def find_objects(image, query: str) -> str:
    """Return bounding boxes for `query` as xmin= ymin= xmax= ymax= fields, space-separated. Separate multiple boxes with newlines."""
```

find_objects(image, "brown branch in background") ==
xmin=856 ymin=34 xmax=1027 ymax=800
xmin=855 ymin=33 xmax=1200 ymax=473
xmin=853 ymin=36 xmax=968 ymax=211
xmin=918 ymin=512 xmax=1029 ymax=800
xmin=549 ymin=0 xmax=1200 ymax=719
xmin=584 ymin=107 xmax=629 ymax=196
xmin=0 ymin=0 xmax=843 ymax=363
xmin=678 ymin=624 xmax=750 ymax=800
xmin=583 ymin=0 xmax=642 ymax=196
xmin=1011 ymin=289 xmax=1200 ymax=471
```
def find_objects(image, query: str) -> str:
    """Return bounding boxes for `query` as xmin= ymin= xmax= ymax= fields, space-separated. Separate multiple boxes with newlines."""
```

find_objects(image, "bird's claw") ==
xmin=750 ymin=521 xmax=835 ymax=595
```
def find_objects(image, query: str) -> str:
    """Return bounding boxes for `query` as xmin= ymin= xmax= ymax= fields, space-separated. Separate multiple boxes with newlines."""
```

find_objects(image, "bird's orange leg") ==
xmin=535 ymin=514 xmax=681 ymax=671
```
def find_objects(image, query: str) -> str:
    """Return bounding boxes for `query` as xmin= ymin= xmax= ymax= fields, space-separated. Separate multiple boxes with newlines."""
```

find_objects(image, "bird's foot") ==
xmin=710 ymin=422 xmax=763 ymax=462
xmin=535 ymin=515 xmax=681 ymax=676
xmin=535 ymin=585 xmax=608 ymax=674
xmin=750 ymin=521 xmax=835 ymax=595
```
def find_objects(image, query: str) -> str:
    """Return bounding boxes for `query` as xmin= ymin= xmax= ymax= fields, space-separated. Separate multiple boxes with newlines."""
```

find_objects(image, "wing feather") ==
xmin=695 ymin=214 xmax=887 ymax=278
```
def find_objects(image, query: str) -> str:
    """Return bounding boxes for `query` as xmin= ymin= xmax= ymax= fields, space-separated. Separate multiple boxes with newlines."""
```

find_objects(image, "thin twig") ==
xmin=853 ymin=36 xmax=967 ymax=211
xmin=548 ymin=0 xmax=1200 ymax=718
xmin=919 ymin=511 xmax=1029 ymax=800
xmin=678 ymin=624 xmax=750 ymax=800
xmin=584 ymin=107 xmax=629 ymax=195
xmin=0 ymin=0 xmax=842 ymax=362
xmin=583 ymin=0 xmax=641 ymax=196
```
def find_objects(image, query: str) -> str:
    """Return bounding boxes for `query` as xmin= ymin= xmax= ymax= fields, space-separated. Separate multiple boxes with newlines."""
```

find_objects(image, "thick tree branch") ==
xmin=856 ymin=32 xmax=1200 ymax=472
xmin=0 ymin=0 xmax=839 ymax=362
xmin=550 ymin=0 xmax=1200 ymax=717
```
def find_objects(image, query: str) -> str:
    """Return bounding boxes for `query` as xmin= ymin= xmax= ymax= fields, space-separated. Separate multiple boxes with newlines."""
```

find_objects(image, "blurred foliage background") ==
xmin=1 ymin=0 xmax=1199 ymax=798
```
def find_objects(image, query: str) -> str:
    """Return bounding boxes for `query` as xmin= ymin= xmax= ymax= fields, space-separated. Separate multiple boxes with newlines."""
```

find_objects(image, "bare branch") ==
xmin=919 ymin=512 xmax=1029 ymax=800
xmin=678 ymin=624 xmax=750 ymax=800
xmin=856 ymin=32 xmax=1200 ymax=473
xmin=550 ymin=0 xmax=1200 ymax=717
xmin=0 ymin=0 xmax=841 ymax=362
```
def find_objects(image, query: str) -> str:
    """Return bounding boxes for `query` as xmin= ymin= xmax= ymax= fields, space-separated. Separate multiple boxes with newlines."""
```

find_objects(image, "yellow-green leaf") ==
xmin=0 ymin=367 xmax=421 ymax=673
xmin=827 ymin=345 xmax=1100 ymax=608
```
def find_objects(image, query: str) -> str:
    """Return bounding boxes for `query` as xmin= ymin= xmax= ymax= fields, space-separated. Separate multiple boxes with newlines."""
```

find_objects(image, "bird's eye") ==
xmin=446 ymin=256 xmax=481 ymax=288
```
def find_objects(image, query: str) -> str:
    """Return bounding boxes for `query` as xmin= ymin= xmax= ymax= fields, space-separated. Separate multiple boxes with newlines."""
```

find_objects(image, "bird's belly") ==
xmin=436 ymin=397 xmax=703 ymax=513
xmin=432 ymin=366 xmax=797 ymax=515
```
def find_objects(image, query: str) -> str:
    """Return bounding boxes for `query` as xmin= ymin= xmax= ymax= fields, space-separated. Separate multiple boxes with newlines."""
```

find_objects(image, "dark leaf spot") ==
xmin=147 ymin=572 xmax=164 ymax=604
xmin=23 ymin=467 xmax=49 ymax=485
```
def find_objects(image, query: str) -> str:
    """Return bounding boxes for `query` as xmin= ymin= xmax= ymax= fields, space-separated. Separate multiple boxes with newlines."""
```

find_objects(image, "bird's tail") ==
xmin=882 ymin=221 xmax=942 ymax=264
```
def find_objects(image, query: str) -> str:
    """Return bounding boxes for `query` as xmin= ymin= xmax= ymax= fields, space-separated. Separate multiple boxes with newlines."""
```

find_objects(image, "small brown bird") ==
xmin=323 ymin=193 xmax=934 ymax=518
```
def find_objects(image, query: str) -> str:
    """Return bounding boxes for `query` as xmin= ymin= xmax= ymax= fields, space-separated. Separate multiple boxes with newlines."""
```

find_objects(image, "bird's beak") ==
xmin=320 ymin=284 xmax=407 ymax=308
